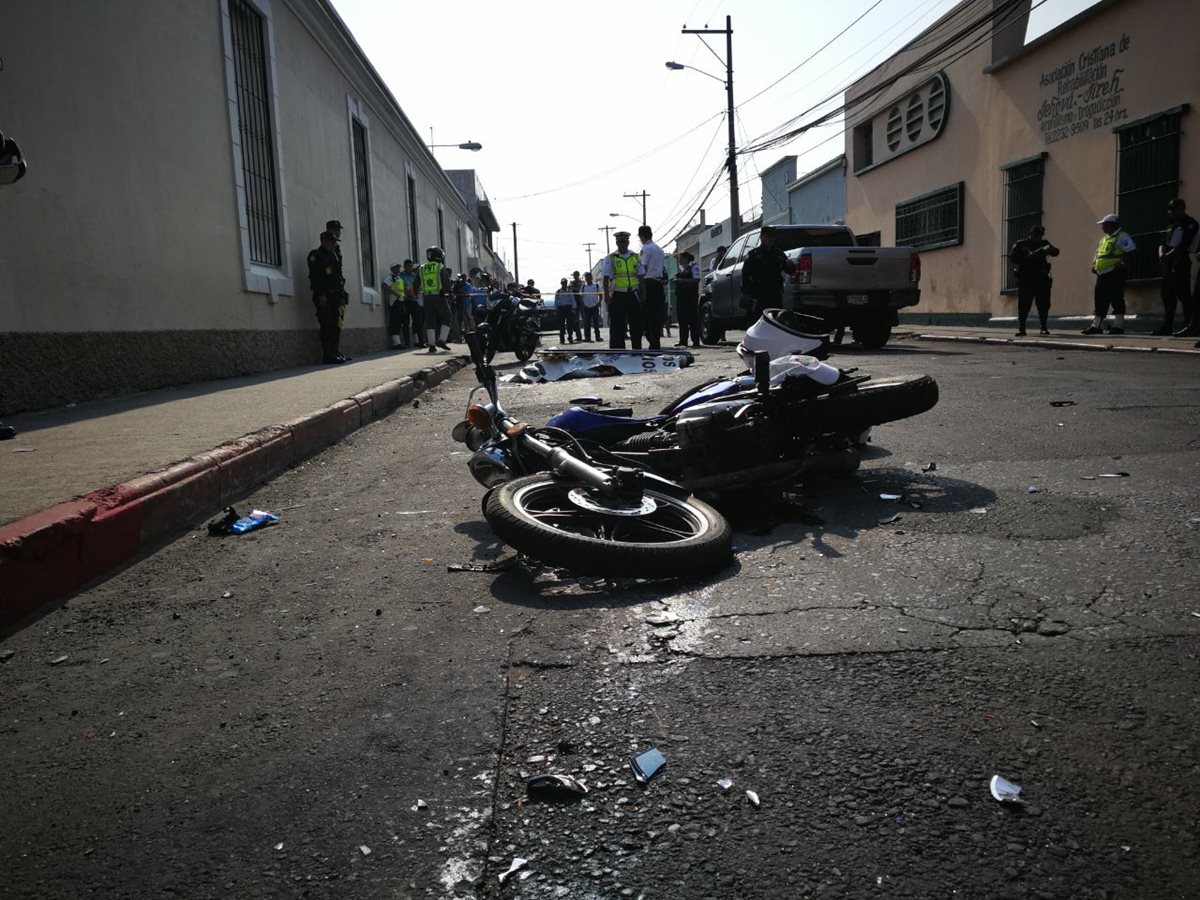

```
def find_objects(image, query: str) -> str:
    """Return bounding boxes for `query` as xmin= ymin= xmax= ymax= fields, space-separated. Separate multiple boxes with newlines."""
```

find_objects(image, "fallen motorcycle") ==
xmin=540 ymin=310 xmax=940 ymax=497
xmin=452 ymin=329 xmax=733 ymax=578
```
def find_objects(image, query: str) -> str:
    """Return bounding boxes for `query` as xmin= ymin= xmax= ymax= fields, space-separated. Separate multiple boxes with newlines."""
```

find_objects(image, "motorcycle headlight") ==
xmin=468 ymin=445 xmax=510 ymax=488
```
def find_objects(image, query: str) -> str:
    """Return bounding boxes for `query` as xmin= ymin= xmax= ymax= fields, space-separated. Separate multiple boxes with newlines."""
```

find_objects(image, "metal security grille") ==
xmin=1117 ymin=109 xmax=1183 ymax=281
xmin=228 ymin=0 xmax=280 ymax=266
xmin=895 ymin=183 xmax=963 ymax=251
xmin=351 ymin=118 xmax=374 ymax=286
xmin=1001 ymin=156 xmax=1045 ymax=292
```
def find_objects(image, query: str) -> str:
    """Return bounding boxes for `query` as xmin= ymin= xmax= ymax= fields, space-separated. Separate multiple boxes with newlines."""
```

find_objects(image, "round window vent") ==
xmin=886 ymin=106 xmax=903 ymax=151
xmin=927 ymin=76 xmax=947 ymax=132
xmin=906 ymin=95 xmax=925 ymax=142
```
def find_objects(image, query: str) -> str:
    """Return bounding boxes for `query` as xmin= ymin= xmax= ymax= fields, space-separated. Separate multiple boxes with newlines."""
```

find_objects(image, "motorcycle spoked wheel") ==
xmin=483 ymin=473 xmax=732 ymax=578
xmin=808 ymin=374 xmax=938 ymax=433
xmin=514 ymin=323 xmax=540 ymax=361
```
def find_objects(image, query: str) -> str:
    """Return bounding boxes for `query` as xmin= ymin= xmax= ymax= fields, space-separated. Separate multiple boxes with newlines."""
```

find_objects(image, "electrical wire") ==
xmin=653 ymin=112 xmax=729 ymax=236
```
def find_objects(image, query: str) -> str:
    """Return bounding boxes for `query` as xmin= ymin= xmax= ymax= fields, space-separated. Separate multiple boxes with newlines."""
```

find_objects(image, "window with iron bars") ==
xmin=1001 ymin=155 xmax=1045 ymax=292
xmin=895 ymin=182 xmax=963 ymax=251
xmin=351 ymin=118 xmax=374 ymax=287
xmin=1116 ymin=107 xmax=1185 ymax=282
xmin=228 ymin=0 xmax=281 ymax=267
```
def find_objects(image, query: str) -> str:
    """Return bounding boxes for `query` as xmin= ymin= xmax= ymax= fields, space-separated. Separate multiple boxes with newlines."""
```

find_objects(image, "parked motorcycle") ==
xmin=451 ymin=330 xmax=733 ymax=578
xmin=481 ymin=291 xmax=541 ymax=362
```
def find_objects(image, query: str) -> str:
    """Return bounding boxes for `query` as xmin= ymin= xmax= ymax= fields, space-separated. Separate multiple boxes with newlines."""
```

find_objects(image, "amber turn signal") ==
xmin=466 ymin=405 xmax=493 ymax=430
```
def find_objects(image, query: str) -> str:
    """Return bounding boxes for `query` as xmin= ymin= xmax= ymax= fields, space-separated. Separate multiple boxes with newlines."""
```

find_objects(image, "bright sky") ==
xmin=330 ymin=0 xmax=1095 ymax=284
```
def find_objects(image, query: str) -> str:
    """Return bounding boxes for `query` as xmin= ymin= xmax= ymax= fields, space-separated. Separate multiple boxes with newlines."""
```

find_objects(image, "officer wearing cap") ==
xmin=1084 ymin=214 xmax=1136 ymax=335
xmin=601 ymin=231 xmax=646 ymax=349
xmin=308 ymin=231 xmax=348 ymax=364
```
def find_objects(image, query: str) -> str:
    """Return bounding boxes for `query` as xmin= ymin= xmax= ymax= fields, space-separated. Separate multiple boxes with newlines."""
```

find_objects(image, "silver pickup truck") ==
xmin=701 ymin=224 xmax=920 ymax=348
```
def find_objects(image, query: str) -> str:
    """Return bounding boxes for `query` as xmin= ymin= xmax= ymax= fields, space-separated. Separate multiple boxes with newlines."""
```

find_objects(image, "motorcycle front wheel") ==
xmin=514 ymin=322 xmax=540 ymax=362
xmin=483 ymin=473 xmax=732 ymax=578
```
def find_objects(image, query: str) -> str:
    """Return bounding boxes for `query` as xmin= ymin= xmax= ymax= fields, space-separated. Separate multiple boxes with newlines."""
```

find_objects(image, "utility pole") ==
xmin=599 ymin=224 xmax=614 ymax=256
xmin=511 ymin=222 xmax=519 ymax=284
xmin=582 ymin=241 xmax=596 ymax=272
xmin=623 ymin=190 xmax=650 ymax=226
xmin=682 ymin=15 xmax=739 ymax=241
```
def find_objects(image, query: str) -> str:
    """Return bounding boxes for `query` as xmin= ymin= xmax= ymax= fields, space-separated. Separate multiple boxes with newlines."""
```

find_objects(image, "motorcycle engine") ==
xmin=674 ymin=398 xmax=761 ymax=451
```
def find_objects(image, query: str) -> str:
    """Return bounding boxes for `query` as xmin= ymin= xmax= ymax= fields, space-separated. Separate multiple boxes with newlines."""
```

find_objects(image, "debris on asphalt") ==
xmin=907 ymin=499 xmax=923 ymax=509
xmin=1027 ymin=485 xmax=1041 ymax=493
xmin=49 ymin=655 xmax=68 ymax=665
xmin=878 ymin=513 xmax=903 ymax=525
xmin=717 ymin=777 xmax=733 ymax=792
xmin=359 ymin=845 xmax=372 ymax=856
xmin=472 ymin=605 xmax=491 ymax=614
xmin=0 ymin=649 xmax=14 ymax=662
xmin=414 ymin=799 xmax=428 ymax=811
xmin=1080 ymin=475 xmax=1096 ymax=480
xmin=1049 ymin=400 xmax=1076 ymax=407
xmin=273 ymin=842 xmax=283 ymax=851
xmin=498 ymin=857 xmax=529 ymax=885
xmin=1031 ymin=720 xmax=1042 ymax=729
xmin=880 ymin=493 xmax=903 ymax=501
xmin=10 ymin=447 xmax=36 ymax=453
xmin=526 ymin=774 xmax=589 ymax=800
xmin=630 ymin=748 xmax=666 ymax=784
xmin=968 ymin=507 xmax=988 ymax=514
xmin=1189 ymin=612 xmax=1200 ymax=619
xmin=447 ymin=558 xmax=519 ymax=574
xmin=746 ymin=790 xmax=761 ymax=807
xmin=1098 ymin=472 xmax=1130 ymax=478
xmin=989 ymin=775 xmax=1025 ymax=804
xmin=206 ymin=506 xmax=280 ymax=536
xmin=921 ymin=462 xmax=937 ymax=472
xmin=645 ymin=612 xmax=681 ymax=626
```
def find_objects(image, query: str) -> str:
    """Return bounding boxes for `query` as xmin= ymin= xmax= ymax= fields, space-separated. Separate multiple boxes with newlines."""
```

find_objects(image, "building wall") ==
xmin=760 ymin=157 xmax=797 ymax=226
xmin=0 ymin=0 xmax=470 ymax=413
xmin=788 ymin=160 xmax=847 ymax=225
xmin=843 ymin=0 xmax=1199 ymax=318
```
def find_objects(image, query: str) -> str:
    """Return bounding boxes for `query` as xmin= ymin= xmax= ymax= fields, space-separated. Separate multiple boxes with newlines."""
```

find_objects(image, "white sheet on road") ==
xmin=502 ymin=348 xmax=695 ymax=383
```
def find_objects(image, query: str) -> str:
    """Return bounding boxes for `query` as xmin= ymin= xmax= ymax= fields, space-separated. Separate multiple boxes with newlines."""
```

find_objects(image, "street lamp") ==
xmin=667 ymin=14 xmax=739 ymax=241
xmin=428 ymin=141 xmax=483 ymax=151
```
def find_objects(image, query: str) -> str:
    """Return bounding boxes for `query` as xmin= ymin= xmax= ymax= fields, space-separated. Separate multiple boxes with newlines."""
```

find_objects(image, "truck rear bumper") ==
xmin=789 ymin=289 xmax=920 ymax=325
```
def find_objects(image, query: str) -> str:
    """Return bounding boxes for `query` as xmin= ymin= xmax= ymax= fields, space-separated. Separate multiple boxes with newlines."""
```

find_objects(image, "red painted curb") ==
xmin=0 ymin=360 xmax=467 ymax=628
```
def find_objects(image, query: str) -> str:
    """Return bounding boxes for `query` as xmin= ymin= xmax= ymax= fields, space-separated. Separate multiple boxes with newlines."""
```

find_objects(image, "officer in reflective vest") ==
xmin=1083 ymin=214 xmax=1136 ymax=335
xmin=601 ymin=231 xmax=646 ymax=349
xmin=420 ymin=246 xmax=454 ymax=352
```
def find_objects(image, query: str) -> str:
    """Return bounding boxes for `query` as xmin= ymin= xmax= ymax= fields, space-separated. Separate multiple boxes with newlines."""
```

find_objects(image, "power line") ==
xmin=653 ymin=112 xmax=729 ymax=234
xmin=736 ymin=0 xmax=886 ymax=110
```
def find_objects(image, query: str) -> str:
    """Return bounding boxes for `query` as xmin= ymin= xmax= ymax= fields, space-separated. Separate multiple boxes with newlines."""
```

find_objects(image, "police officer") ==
xmin=601 ymin=231 xmax=645 ymax=349
xmin=420 ymin=246 xmax=454 ymax=353
xmin=672 ymin=250 xmax=702 ymax=348
xmin=308 ymin=231 xmax=348 ymax=364
xmin=1009 ymin=225 xmax=1060 ymax=336
xmin=637 ymin=226 xmax=666 ymax=349
xmin=1158 ymin=198 xmax=1200 ymax=336
xmin=741 ymin=226 xmax=792 ymax=320
xmin=1083 ymin=214 xmax=1136 ymax=335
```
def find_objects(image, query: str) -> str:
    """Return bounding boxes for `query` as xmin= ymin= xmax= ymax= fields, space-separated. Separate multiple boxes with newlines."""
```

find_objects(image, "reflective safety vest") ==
xmin=420 ymin=261 xmax=445 ymax=294
xmin=609 ymin=252 xmax=640 ymax=291
xmin=1093 ymin=230 xmax=1129 ymax=275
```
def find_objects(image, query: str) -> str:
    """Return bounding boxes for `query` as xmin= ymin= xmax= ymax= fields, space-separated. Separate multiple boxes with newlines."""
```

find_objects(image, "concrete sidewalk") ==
xmin=896 ymin=323 xmax=1200 ymax=355
xmin=0 ymin=348 xmax=468 ymax=626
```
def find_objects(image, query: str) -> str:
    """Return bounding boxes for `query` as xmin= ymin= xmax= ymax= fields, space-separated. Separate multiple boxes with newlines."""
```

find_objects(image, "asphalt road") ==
xmin=2 ymin=336 xmax=1199 ymax=899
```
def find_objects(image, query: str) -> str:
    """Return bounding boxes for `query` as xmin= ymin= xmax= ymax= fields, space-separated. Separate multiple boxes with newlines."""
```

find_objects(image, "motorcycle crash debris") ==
xmin=502 ymin=347 xmax=695 ymax=384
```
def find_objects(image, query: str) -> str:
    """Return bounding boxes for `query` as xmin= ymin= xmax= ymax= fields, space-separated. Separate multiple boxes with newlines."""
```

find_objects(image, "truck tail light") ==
xmin=792 ymin=253 xmax=812 ymax=285
xmin=909 ymin=253 xmax=921 ymax=284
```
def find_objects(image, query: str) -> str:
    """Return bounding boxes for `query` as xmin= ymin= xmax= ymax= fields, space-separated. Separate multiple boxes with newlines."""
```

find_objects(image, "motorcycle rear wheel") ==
xmin=484 ymin=473 xmax=732 ymax=578
xmin=809 ymin=375 xmax=938 ymax=433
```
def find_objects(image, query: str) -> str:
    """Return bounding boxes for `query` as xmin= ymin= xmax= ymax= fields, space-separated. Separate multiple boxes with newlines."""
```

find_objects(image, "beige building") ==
xmin=1 ymin=0 xmax=474 ymax=413
xmin=843 ymin=0 xmax=1198 ymax=323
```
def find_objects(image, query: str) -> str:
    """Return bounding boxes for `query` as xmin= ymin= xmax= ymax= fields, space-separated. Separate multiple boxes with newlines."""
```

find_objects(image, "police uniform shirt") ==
xmin=639 ymin=240 xmax=665 ymax=279
xmin=1010 ymin=238 xmax=1056 ymax=281
xmin=307 ymin=246 xmax=342 ymax=295
xmin=742 ymin=244 xmax=789 ymax=296
xmin=601 ymin=253 xmax=645 ymax=288
xmin=1162 ymin=215 xmax=1200 ymax=260
xmin=1097 ymin=232 xmax=1137 ymax=274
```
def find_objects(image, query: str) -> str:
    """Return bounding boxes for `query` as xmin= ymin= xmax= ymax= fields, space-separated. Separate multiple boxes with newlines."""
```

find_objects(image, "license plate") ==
xmin=847 ymin=294 xmax=869 ymax=305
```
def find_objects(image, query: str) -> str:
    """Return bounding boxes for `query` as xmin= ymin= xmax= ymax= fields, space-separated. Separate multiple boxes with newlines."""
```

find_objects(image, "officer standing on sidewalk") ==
xmin=602 ymin=231 xmax=645 ymax=349
xmin=419 ymin=246 xmax=454 ymax=353
xmin=307 ymin=231 xmax=348 ymax=364
xmin=1083 ymin=214 xmax=1136 ymax=335
xmin=1009 ymin=225 xmax=1059 ymax=336
xmin=637 ymin=226 xmax=666 ymax=350
xmin=1157 ymin=198 xmax=1200 ymax=336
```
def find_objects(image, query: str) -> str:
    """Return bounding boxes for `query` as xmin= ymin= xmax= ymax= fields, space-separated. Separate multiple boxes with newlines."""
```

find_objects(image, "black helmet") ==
xmin=425 ymin=246 xmax=445 ymax=262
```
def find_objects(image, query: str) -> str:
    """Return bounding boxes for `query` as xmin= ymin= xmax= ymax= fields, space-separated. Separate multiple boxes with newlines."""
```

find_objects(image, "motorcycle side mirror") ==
xmin=754 ymin=351 xmax=771 ymax=395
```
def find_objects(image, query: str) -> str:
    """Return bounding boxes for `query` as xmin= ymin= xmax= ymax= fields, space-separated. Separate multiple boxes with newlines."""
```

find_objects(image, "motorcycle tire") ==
xmin=809 ymin=375 xmax=938 ymax=433
xmin=514 ymin=324 xmax=540 ymax=362
xmin=483 ymin=473 xmax=732 ymax=579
